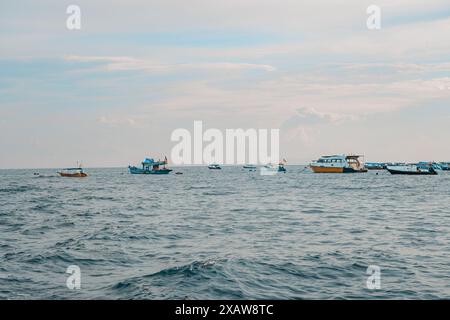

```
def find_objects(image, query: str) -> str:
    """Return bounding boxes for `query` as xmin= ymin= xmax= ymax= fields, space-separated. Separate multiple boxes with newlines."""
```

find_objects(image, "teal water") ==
xmin=0 ymin=167 xmax=449 ymax=299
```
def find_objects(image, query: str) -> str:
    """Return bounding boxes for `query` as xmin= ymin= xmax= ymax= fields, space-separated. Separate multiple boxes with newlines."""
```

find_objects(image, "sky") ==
xmin=1 ymin=0 xmax=450 ymax=168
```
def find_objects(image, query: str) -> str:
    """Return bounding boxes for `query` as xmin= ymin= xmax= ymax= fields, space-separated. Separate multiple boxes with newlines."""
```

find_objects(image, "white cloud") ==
xmin=64 ymin=55 xmax=275 ymax=73
xmin=282 ymin=107 xmax=359 ymax=128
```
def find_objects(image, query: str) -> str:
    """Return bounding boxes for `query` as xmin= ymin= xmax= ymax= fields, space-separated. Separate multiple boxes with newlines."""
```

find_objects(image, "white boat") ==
xmin=260 ymin=162 xmax=286 ymax=175
xmin=208 ymin=164 xmax=221 ymax=170
xmin=260 ymin=164 xmax=278 ymax=176
xmin=310 ymin=155 xmax=367 ymax=173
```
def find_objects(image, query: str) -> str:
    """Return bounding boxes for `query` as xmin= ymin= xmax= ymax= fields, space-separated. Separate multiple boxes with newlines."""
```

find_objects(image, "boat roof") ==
xmin=320 ymin=155 xmax=346 ymax=158
xmin=142 ymin=157 xmax=167 ymax=165
xmin=316 ymin=154 xmax=364 ymax=161
xmin=142 ymin=161 xmax=166 ymax=165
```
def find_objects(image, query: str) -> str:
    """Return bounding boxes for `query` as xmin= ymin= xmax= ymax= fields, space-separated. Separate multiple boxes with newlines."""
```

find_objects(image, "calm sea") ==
xmin=0 ymin=166 xmax=449 ymax=299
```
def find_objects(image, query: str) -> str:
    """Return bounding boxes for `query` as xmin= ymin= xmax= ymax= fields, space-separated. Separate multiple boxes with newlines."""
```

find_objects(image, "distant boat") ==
xmin=208 ymin=164 xmax=222 ymax=170
xmin=260 ymin=164 xmax=278 ymax=175
xmin=58 ymin=167 xmax=88 ymax=178
xmin=365 ymin=162 xmax=386 ymax=170
xmin=129 ymin=157 xmax=172 ymax=174
xmin=386 ymin=164 xmax=437 ymax=175
xmin=278 ymin=159 xmax=287 ymax=172
xmin=417 ymin=162 xmax=443 ymax=171
xmin=243 ymin=164 xmax=257 ymax=170
xmin=310 ymin=155 xmax=368 ymax=173
xmin=440 ymin=162 xmax=450 ymax=171
xmin=261 ymin=161 xmax=286 ymax=174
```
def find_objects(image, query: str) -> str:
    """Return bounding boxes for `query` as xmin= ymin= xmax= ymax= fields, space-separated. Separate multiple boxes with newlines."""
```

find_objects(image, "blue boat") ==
xmin=366 ymin=162 xmax=386 ymax=170
xmin=128 ymin=157 xmax=172 ymax=174
xmin=418 ymin=162 xmax=443 ymax=171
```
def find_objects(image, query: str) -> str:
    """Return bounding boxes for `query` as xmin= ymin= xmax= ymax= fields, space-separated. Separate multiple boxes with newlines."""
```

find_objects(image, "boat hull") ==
xmin=387 ymin=169 xmax=437 ymax=175
xmin=310 ymin=166 xmax=366 ymax=173
xmin=128 ymin=166 xmax=172 ymax=174
xmin=58 ymin=172 xmax=88 ymax=177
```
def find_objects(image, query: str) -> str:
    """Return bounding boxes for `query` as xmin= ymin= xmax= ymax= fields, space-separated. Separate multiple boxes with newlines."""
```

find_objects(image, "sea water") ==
xmin=0 ymin=167 xmax=449 ymax=299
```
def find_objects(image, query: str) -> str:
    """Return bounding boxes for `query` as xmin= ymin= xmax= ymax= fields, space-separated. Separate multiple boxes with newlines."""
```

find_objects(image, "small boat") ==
xmin=386 ymin=164 xmax=437 ymax=175
xmin=260 ymin=164 xmax=278 ymax=175
xmin=208 ymin=164 xmax=222 ymax=170
xmin=243 ymin=164 xmax=257 ymax=172
xmin=440 ymin=162 xmax=450 ymax=171
xmin=278 ymin=159 xmax=287 ymax=172
xmin=365 ymin=162 xmax=387 ymax=170
xmin=418 ymin=162 xmax=443 ymax=171
xmin=129 ymin=157 xmax=172 ymax=174
xmin=58 ymin=167 xmax=88 ymax=178
xmin=260 ymin=161 xmax=286 ymax=175
xmin=310 ymin=154 xmax=368 ymax=173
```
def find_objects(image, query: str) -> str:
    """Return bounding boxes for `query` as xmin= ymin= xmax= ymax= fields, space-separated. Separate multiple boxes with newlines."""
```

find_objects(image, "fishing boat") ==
xmin=386 ymin=164 xmax=437 ymax=175
xmin=128 ymin=157 xmax=172 ymax=174
xmin=208 ymin=164 xmax=222 ymax=170
xmin=58 ymin=167 xmax=88 ymax=178
xmin=310 ymin=155 xmax=368 ymax=173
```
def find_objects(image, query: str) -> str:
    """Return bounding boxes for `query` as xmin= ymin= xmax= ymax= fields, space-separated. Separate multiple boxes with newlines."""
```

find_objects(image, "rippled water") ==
xmin=1 ymin=166 xmax=449 ymax=299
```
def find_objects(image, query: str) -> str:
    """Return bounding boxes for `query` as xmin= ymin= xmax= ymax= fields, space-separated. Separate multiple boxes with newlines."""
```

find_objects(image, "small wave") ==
xmin=186 ymin=185 xmax=210 ymax=190
xmin=0 ymin=186 xmax=36 ymax=194
xmin=84 ymin=195 xmax=116 ymax=201
xmin=202 ymin=191 xmax=236 ymax=196
xmin=108 ymin=258 xmax=227 ymax=298
xmin=302 ymin=209 xmax=324 ymax=214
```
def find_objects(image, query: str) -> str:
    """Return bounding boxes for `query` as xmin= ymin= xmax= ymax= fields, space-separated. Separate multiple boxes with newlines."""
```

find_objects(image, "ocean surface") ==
xmin=1 ymin=166 xmax=449 ymax=299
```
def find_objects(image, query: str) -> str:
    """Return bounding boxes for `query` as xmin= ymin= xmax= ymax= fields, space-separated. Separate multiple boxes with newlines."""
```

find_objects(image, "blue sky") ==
xmin=1 ymin=0 xmax=450 ymax=168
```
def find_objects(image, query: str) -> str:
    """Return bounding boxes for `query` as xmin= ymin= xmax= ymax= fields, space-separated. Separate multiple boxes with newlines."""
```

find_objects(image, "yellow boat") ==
xmin=310 ymin=155 xmax=367 ymax=173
